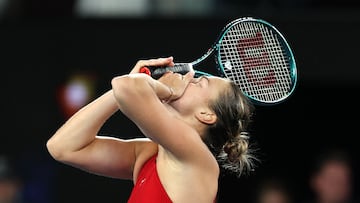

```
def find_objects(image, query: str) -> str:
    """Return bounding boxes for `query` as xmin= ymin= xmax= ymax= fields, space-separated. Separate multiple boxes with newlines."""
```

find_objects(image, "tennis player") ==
xmin=47 ymin=56 xmax=257 ymax=202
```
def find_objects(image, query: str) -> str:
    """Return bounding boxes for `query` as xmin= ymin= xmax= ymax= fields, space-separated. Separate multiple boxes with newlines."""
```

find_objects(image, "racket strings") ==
xmin=219 ymin=22 xmax=293 ymax=103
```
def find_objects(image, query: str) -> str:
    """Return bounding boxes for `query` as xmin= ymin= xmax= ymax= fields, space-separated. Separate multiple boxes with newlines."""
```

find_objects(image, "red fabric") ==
xmin=127 ymin=154 xmax=172 ymax=203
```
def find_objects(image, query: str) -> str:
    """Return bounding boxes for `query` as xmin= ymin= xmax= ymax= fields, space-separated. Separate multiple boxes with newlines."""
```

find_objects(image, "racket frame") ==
xmin=193 ymin=17 xmax=297 ymax=105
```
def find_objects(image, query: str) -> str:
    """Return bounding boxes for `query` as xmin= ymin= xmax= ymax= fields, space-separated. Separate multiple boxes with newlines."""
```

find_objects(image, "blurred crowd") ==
xmin=253 ymin=148 xmax=358 ymax=203
xmin=1 ymin=147 xmax=358 ymax=203
xmin=0 ymin=0 xmax=360 ymax=20
xmin=0 ymin=1 xmax=359 ymax=203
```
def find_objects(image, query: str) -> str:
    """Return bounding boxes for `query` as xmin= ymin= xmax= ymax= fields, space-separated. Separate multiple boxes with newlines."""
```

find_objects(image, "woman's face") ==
xmin=170 ymin=76 xmax=230 ymax=116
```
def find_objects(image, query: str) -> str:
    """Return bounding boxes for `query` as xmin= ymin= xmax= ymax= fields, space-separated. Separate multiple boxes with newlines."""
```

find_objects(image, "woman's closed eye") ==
xmin=192 ymin=76 xmax=208 ymax=87
xmin=199 ymin=76 xmax=209 ymax=87
xmin=191 ymin=79 xmax=203 ymax=88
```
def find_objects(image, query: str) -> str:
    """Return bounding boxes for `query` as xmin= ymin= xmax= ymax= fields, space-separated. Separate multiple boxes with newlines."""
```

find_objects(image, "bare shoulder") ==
xmin=158 ymin=147 xmax=220 ymax=202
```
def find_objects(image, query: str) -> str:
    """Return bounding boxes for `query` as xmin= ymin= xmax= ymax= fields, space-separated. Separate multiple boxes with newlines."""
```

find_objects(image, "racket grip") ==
xmin=139 ymin=63 xmax=193 ymax=79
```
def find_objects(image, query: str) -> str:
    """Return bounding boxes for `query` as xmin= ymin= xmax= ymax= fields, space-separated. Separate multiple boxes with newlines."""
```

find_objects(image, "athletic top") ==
xmin=127 ymin=154 xmax=172 ymax=203
xmin=127 ymin=153 xmax=217 ymax=203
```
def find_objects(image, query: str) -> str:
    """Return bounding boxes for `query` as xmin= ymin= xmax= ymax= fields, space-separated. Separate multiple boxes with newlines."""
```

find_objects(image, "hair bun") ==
xmin=223 ymin=135 xmax=249 ymax=162
xmin=218 ymin=133 xmax=257 ymax=177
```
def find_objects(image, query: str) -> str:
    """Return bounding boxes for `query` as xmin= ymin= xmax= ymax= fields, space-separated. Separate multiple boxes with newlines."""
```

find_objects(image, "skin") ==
xmin=47 ymin=57 xmax=232 ymax=203
xmin=0 ymin=179 xmax=21 ymax=203
xmin=311 ymin=161 xmax=352 ymax=203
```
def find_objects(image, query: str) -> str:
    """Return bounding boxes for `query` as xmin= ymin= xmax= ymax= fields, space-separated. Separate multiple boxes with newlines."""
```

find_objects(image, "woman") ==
xmin=46 ymin=57 xmax=257 ymax=203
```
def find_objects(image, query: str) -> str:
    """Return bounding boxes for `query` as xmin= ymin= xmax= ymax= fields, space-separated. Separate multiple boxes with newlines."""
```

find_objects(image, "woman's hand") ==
xmin=126 ymin=56 xmax=194 ymax=102
xmin=129 ymin=57 xmax=175 ymax=74
xmin=158 ymin=70 xmax=194 ymax=101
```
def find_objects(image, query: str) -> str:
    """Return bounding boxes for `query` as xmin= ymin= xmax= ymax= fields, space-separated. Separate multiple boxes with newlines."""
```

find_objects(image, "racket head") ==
xmin=215 ymin=17 xmax=297 ymax=105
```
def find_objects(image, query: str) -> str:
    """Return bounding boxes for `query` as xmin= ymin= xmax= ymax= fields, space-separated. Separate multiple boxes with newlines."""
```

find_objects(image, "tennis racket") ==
xmin=140 ymin=17 xmax=297 ymax=105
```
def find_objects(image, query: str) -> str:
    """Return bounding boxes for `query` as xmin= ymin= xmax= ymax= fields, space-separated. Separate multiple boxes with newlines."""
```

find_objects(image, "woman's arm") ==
xmin=111 ymin=59 xmax=212 ymax=163
xmin=46 ymin=57 xmax=175 ymax=179
xmin=46 ymin=88 xmax=157 ymax=180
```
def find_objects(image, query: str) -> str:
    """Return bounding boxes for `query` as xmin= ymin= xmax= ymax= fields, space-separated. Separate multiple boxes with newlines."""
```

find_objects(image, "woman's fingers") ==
xmin=183 ymin=70 xmax=195 ymax=83
xmin=158 ymin=71 xmax=194 ymax=101
xmin=130 ymin=57 xmax=174 ymax=74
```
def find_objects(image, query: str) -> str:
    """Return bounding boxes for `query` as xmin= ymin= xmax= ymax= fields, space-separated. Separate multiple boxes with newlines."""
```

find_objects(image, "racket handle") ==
xmin=139 ymin=63 xmax=193 ymax=79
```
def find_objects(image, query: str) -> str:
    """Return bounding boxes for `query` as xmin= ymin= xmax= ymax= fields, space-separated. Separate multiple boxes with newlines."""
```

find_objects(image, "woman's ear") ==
xmin=195 ymin=109 xmax=217 ymax=125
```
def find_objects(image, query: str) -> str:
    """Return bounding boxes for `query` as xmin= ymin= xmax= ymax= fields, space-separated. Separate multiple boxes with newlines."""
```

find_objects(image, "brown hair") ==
xmin=204 ymin=81 xmax=258 ymax=177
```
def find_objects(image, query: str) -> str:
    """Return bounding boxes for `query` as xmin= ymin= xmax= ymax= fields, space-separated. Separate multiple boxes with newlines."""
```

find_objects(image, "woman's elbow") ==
xmin=111 ymin=75 xmax=128 ymax=97
xmin=111 ymin=76 xmax=123 ymax=88
xmin=111 ymin=75 xmax=143 ymax=100
xmin=46 ymin=137 xmax=65 ymax=161
xmin=46 ymin=134 xmax=72 ymax=162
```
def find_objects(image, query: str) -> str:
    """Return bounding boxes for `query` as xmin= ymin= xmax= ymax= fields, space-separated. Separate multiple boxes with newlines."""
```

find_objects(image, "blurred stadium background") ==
xmin=1 ymin=0 xmax=360 ymax=202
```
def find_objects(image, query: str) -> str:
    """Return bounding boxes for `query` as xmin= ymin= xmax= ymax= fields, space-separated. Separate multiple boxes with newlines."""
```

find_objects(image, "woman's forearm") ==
xmin=47 ymin=90 xmax=119 ymax=161
xmin=112 ymin=74 xmax=172 ymax=106
xmin=47 ymin=73 xmax=169 ymax=162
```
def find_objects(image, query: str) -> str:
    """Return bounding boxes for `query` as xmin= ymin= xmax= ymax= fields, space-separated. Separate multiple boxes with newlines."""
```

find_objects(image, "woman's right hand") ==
xmin=158 ymin=70 xmax=194 ymax=101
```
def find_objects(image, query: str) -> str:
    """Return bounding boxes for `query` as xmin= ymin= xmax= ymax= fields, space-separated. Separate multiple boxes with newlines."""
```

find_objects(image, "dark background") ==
xmin=1 ymin=1 xmax=360 ymax=203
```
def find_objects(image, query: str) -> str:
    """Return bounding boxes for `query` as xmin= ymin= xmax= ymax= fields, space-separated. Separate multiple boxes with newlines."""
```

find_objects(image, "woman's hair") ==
xmin=204 ymin=81 xmax=258 ymax=177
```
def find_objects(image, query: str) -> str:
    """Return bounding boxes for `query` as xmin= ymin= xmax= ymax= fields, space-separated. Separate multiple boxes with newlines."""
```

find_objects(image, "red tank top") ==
xmin=127 ymin=154 xmax=172 ymax=203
